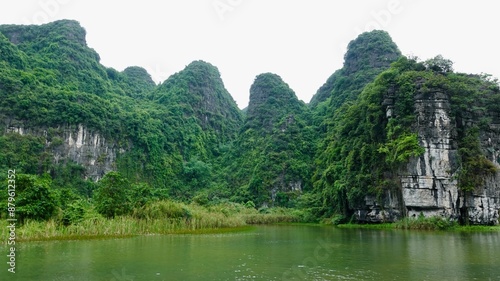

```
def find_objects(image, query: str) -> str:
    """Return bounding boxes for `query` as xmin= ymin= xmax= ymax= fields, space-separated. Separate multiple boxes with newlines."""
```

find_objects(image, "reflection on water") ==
xmin=2 ymin=225 xmax=500 ymax=280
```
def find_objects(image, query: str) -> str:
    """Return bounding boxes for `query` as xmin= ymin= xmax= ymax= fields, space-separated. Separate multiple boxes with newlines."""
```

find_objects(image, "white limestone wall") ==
xmin=7 ymin=124 xmax=120 ymax=181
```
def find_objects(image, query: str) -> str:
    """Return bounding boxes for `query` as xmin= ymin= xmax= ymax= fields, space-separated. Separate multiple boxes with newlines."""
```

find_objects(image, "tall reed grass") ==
xmin=0 ymin=200 xmax=301 ymax=242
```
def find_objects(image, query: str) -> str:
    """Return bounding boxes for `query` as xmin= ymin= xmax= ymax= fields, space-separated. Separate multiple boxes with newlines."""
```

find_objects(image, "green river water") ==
xmin=3 ymin=224 xmax=500 ymax=280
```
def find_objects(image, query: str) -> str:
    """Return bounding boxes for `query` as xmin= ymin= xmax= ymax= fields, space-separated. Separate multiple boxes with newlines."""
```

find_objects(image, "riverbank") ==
xmin=335 ymin=216 xmax=500 ymax=232
xmin=4 ymin=203 xmax=499 ymax=243
xmin=337 ymin=223 xmax=500 ymax=232
xmin=0 ymin=201 xmax=302 ymax=242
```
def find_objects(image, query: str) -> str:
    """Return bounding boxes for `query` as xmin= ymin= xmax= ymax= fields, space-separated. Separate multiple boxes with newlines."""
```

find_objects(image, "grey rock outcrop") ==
xmin=401 ymin=90 xmax=461 ymax=220
xmin=467 ymin=116 xmax=500 ymax=224
xmin=6 ymin=123 xmax=122 ymax=181
xmin=359 ymin=86 xmax=500 ymax=224
xmin=404 ymin=89 xmax=500 ymax=225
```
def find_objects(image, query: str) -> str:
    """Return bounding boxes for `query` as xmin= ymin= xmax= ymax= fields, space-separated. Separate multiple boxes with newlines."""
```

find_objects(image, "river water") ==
xmin=3 ymin=225 xmax=500 ymax=280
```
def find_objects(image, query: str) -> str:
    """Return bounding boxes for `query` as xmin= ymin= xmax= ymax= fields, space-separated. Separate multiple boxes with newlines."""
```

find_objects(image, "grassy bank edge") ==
xmin=6 ymin=225 xmax=257 ymax=243
xmin=5 ymin=212 xmax=500 ymax=243
xmin=0 ymin=200 xmax=303 ymax=243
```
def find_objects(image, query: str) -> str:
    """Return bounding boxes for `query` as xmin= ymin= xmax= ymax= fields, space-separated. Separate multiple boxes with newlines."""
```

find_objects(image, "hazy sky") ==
xmin=1 ymin=0 xmax=499 ymax=108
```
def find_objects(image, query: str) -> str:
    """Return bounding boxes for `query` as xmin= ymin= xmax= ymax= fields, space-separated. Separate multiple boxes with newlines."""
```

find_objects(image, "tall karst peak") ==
xmin=223 ymin=72 xmax=314 ymax=207
xmin=122 ymin=66 xmax=155 ymax=86
xmin=0 ymin=19 xmax=87 ymax=46
xmin=0 ymin=19 xmax=107 ymax=95
xmin=158 ymin=60 xmax=237 ymax=107
xmin=111 ymin=66 xmax=157 ymax=99
xmin=246 ymin=73 xmax=305 ymax=131
xmin=310 ymin=30 xmax=401 ymax=107
xmin=343 ymin=30 xmax=401 ymax=75
xmin=154 ymin=60 xmax=243 ymax=140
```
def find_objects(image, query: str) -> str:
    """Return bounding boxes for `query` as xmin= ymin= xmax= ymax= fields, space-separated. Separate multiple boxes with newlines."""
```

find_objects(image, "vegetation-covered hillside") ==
xmin=221 ymin=73 xmax=315 ymax=207
xmin=0 ymin=20 xmax=243 ymax=215
xmin=1 ymin=20 xmax=499 ymax=227
xmin=309 ymin=30 xmax=401 ymax=109
xmin=311 ymin=56 xmax=500 ymax=220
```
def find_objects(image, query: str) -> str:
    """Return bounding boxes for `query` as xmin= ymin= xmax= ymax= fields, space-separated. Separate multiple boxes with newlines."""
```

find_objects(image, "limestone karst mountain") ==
xmin=312 ymin=55 xmax=500 ymax=224
xmin=221 ymin=73 xmax=315 ymax=206
xmin=1 ymin=20 xmax=499 ymax=224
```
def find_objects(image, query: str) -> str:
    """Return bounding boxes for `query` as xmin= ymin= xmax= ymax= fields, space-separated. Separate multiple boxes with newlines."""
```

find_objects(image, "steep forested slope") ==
xmin=310 ymin=30 xmax=401 ymax=109
xmin=145 ymin=60 xmax=244 ymax=198
xmin=311 ymin=56 xmax=500 ymax=222
xmin=0 ymin=20 xmax=243 ymax=200
xmin=220 ymin=73 xmax=315 ymax=207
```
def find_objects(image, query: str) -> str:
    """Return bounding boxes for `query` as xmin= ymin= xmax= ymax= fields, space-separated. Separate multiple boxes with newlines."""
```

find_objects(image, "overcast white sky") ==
xmin=1 ymin=0 xmax=499 ymax=108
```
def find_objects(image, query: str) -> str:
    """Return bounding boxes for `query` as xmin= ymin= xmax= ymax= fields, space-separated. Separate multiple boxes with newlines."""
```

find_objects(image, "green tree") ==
xmin=129 ymin=182 xmax=156 ymax=209
xmin=61 ymin=200 xmax=87 ymax=226
xmin=93 ymin=172 xmax=131 ymax=218
xmin=378 ymin=133 xmax=424 ymax=169
xmin=424 ymin=55 xmax=453 ymax=73
xmin=15 ymin=174 xmax=57 ymax=221
xmin=183 ymin=159 xmax=212 ymax=191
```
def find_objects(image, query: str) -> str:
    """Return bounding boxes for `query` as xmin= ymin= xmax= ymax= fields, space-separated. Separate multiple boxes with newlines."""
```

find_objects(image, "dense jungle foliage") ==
xmin=0 ymin=20 xmax=498 ymax=225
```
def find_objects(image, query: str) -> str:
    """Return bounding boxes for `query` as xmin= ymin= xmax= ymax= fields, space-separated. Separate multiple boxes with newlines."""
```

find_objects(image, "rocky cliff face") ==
xmin=405 ymin=87 xmax=500 ymax=225
xmin=361 ymin=85 xmax=500 ymax=224
xmin=467 ymin=111 xmax=500 ymax=224
xmin=6 ymin=123 xmax=121 ymax=181
xmin=401 ymin=90 xmax=461 ymax=220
